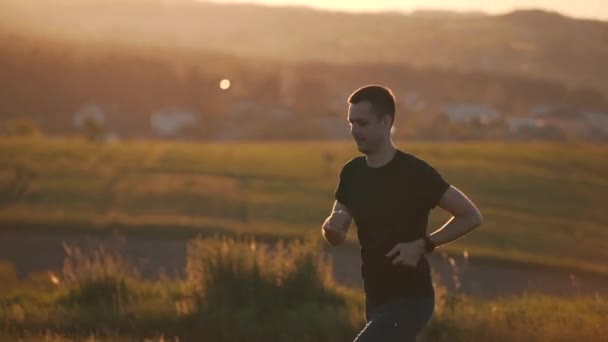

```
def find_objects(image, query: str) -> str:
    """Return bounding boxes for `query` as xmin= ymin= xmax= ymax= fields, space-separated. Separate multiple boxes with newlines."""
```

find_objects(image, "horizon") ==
xmin=204 ymin=0 xmax=608 ymax=21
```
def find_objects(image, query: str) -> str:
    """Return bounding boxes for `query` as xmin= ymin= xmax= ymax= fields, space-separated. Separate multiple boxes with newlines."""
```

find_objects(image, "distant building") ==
xmin=527 ymin=105 xmax=605 ymax=139
xmin=442 ymin=103 xmax=501 ymax=124
xmin=529 ymin=105 xmax=580 ymax=119
xmin=150 ymin=107 xmax=198 ymax=137
xmin=529 ymin=104 xmax=556 ymax=117
xmin=582 ymin=111 xmax=608 ymax=136
xmin=507 ymin=117 xmax=545 ymax=134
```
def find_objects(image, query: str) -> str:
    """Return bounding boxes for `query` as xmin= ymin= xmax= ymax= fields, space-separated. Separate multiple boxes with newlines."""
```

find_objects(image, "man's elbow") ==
xmin=470 ymin=208 xmax=483 ymax=228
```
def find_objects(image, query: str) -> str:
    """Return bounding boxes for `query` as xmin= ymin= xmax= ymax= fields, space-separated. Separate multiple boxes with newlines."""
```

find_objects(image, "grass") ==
xmin=1 ymin=236 xmax=362 ymax=341
xmin=421 ymin=293 xmax=608 ymax=342
xmin=1 ymin=236 xmax=607 ymax=341
xmin=1 ymin=137 xmax=607 ymax=276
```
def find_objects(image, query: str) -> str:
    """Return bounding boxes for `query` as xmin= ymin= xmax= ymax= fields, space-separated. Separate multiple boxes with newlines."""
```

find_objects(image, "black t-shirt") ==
xmin=334 ymin=149 xmax=450 ymax=308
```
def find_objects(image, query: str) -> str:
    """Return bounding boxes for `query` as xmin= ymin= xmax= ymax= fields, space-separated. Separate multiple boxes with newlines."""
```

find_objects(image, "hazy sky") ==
xmin=209 ymin=0 xmax=608 ymax=21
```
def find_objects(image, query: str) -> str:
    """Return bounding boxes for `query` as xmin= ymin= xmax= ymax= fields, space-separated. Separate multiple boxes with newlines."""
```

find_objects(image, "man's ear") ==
xmin=382 ymin=115 xmax=392 ymax=128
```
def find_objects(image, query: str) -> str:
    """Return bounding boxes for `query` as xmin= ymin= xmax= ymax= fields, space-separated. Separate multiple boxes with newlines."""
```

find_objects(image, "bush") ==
xmin=59 ymin=242 xmax=138 ymax=318
xmin=186 ymin=235 xmax=359 ymax=341
xmin=4 ymin=118 xmax=43 ymax=137
xmin=0 ymin=260 xmax=17 ymax=292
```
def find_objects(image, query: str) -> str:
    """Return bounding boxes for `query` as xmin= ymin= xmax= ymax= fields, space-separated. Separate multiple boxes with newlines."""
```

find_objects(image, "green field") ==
xmin=1 ymin=137 xmax=607 ymax=274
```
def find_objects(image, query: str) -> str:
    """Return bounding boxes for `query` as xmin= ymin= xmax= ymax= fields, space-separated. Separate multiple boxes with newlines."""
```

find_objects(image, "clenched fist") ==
xmin=324 ymin=210 xmax=351 ymax=233
xmin=322 ymin=210 xmax=352 ymax=246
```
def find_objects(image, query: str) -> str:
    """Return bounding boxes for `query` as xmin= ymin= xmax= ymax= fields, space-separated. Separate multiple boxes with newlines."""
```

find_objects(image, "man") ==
xmin=322 ymin=85 xmax=483 ymax=342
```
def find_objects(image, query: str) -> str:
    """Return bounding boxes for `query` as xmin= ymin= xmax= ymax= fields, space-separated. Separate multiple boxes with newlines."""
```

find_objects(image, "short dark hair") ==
xmin=348 ymin=85 xmax=396 ymax=124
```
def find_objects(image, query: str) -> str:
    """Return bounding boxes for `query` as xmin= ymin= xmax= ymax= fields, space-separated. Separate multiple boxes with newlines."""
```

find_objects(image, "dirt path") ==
xmin=327 ymin=245 xmax=608 ymax=299
xmin=2 ymin=231 xmax=607 ymax=299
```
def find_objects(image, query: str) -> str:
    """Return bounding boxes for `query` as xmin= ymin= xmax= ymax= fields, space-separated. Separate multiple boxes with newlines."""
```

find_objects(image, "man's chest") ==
xmin=347 ymin=172 xmax=425 ymax=224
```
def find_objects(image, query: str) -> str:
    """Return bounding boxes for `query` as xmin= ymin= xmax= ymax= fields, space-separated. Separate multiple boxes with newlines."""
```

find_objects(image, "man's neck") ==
xmin=365 ymin=143 xmax=397 ymax=168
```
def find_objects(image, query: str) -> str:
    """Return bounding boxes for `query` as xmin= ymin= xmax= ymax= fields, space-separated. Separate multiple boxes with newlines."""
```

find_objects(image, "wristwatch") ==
xmin=422 ymin=235 xmax=436 ymax=253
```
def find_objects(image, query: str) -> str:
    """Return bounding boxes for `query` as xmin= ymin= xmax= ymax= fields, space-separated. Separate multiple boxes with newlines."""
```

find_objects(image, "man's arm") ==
xmin=321 ymin=200 xmax=352 ymax=246
xmin=387 ymin=185 xmax=482 ymax=266
xmin=428 ymin=185 xmax=483 ymax=248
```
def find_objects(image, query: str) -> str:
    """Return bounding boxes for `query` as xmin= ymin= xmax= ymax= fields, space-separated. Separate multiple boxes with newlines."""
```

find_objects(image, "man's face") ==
xmin=347 ymin=101 xmax=390 ymax=154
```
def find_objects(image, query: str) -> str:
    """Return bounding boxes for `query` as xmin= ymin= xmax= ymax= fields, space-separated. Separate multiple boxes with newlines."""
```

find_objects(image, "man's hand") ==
xmin=324 ymin=210 xmax=351 ymax=233
xmin=385 ymin=239 xmax=426 ymax=267
xmin=322 ymin=209 xmax=351 ymax=246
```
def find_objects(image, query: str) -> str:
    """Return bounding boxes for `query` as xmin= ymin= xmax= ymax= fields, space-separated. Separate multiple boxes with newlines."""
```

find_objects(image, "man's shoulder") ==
xmin=395 ymin=150 xmax=430 ymax=168
xmin=339 ymin=155 xmax=366 ymax=173
xmin=397 ymin=150 xmax=449 ymax=192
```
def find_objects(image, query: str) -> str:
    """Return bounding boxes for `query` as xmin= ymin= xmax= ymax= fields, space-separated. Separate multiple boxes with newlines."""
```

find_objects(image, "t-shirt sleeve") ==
xmin=419 ymin=160 xmax=451 ymax=210
xmin=334 ymin=164 xmax=350 ymax=205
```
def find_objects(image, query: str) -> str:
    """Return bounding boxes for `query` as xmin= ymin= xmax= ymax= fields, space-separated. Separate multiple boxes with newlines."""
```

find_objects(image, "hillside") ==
xmin=1 ymin=26 xmax=607 ymax=142
xmin=1 ymin=0 xmax=608 ymax=96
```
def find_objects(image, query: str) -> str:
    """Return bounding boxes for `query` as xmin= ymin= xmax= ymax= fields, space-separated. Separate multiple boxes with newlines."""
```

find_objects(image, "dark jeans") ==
xmin=353 ymin=294 xmax=435 ymax=342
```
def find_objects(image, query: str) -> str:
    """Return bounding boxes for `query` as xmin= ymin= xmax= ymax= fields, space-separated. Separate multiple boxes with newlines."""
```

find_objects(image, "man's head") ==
xmin=347 ymin=85 xmax=396 ymax=154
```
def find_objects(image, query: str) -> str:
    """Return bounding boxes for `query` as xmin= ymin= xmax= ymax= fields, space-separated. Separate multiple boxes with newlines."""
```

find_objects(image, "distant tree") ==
xmin=6 ymin=118 xmax=43 ymax=137
xmin=82 ymin=117 xmax=106 ymax=142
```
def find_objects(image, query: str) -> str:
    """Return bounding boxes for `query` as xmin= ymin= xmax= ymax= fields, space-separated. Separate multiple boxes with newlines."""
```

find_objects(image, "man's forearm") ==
xmin=428 ymin=213 xmax=482 ymax=248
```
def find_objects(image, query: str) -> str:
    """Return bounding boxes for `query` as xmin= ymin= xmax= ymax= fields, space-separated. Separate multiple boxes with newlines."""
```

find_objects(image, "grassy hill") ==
xmin=2 ymin=0 xmax=608 ymax=96
xmin=1 ymin=137 xmax=607 ymax=275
